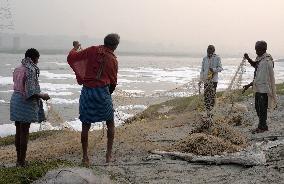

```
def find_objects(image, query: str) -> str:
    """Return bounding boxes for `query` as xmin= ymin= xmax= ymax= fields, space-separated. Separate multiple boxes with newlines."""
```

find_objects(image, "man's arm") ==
xmin=242 ymin=81 xmax=253 ymax=94
xmin=67 ymin=47 xmax=92 ymax=63
xmin=244 ymin=53 xmax=257 ymax=68
xmin=199 ymin=58 xmax=205 ymax=82
xmin=268 ymin=60 xmax=277 ymax=101
xmin=107 ymin=57 xmax=118 ymax=94
xmin=212 ymin=56 xmax=223 ymax=73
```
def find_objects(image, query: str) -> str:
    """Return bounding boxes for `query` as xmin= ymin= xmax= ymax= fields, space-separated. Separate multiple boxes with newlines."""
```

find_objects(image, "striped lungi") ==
xmin=79 ymin=85 xmax=114 ymax=123
xmin=10 ymin=92 xmax=45 ymax=123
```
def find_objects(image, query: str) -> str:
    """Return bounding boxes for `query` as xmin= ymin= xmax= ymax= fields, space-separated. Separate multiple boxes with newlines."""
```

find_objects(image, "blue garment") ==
xmin=10 ymin=92 xmax=45 ymax=123
xmin=79 ymin=85 xmax=114 ymax=123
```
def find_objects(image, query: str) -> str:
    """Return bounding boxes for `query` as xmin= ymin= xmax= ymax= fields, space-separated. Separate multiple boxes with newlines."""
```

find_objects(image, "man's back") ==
xmin=67 ymin=45 xmax=118 ymax=88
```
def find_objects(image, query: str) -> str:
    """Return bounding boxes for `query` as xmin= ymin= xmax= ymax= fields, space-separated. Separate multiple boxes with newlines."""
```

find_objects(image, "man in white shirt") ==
xmin=243 ymin=41 xmax=276 ymax=134
xmin=199 ymin=45 xmax=223 ymax=112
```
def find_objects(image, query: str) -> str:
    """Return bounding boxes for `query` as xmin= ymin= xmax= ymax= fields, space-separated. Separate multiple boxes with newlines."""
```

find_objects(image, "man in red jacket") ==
xmin=67 ymin=33 xmax=120 ymax=165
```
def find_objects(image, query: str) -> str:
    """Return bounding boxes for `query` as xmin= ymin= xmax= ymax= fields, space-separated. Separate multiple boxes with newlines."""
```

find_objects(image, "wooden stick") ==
xmin=150 ymin=148 xmax=266 ymax=166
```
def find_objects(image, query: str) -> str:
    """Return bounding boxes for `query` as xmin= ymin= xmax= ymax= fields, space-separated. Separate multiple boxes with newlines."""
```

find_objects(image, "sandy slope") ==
xmin=0 ymin=96 xmax=283 ymax=184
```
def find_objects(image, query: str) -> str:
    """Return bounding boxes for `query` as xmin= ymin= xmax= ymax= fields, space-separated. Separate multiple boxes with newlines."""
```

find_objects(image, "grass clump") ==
xmin=125 ymin=83 xmax=284 ymax=124
xmin=0 ymin=160 xmax=76 ymax=184
xmin=174 ymin=133 xmax=240 ymax=156
xmin=0 ymin=130 xmax=60 ymax=147
xmin=276 ymin=83 xmax=284 ymax=95
xmin=172 ymin=117 xmax=248 ymax=156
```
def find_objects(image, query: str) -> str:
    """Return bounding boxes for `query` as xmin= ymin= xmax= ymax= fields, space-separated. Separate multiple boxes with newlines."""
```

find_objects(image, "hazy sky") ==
xmin=6 ymin=0 xmax=284 ymax=56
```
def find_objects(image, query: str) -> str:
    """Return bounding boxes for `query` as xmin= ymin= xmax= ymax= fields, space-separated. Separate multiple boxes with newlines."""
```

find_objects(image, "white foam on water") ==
xmin=40 ymin=71 xmax=75 ymax=79
xmin=0 ymin=123 xmax=41 ymax=138
xmin=0 ymin=99 xmax=5 ymax=103
xmin=118 ymin=74 xmax=141 ymax=78
xmin=0 ymin=108 xmax=134 ymax=137
xmin=46 ymin=62 xmax=68 ymax=66
xmin=119 ymin=67 xmax=199 ymax=84
xmin=118 ymin=62 xmax=284 ymax=89
xmin=66 ymin=119 xmax=108 ymax=131
xmin=116 ymin=105 xmax=147 ymax=111
xmin=46 ymin=91 xmax=74 ymax=96
xmin=163 ymin=91 xmax=193 ymax=97
xmin=40 ymin=83 xmax=81 ymax=91
xmin=66 ymin=110 xmax=133 ymax=131
xmin=122 ymin=90 xmax=145 ymax=94
xmin=119 ymin=67 xmax=163 ymax=73
xmin=0 ymin=76 xmax=13 ymax=85
xmin=49 ymin=98 xmax=79 ymax=104
xmin=0 ymin=90 xmax=14 ymax=93
xmin=118 ymin=79 xmax=141 ymax=84
xmin=113 ymin=90 xmax=145 ymax=97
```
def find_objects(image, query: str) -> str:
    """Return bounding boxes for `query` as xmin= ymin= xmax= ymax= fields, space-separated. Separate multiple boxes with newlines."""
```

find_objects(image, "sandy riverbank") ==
xmin=0 ymin=85 xmax=284 ymax=184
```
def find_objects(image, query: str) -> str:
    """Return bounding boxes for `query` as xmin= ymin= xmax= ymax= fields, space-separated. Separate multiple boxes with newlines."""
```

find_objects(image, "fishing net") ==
xmin=171 ymin=59 xmax=250 ymax=155
xmin=42 ymin=101 xmax=73 ymax=130
xmin=173 ymin=133 xmax=240 ymax=156
xmin=42 ymin=57 xmax=250 ymax=156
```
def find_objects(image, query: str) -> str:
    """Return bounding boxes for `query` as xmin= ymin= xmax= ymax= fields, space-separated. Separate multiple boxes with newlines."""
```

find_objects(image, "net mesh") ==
xmin=43 ymin=58 xmax=250 ymax=156
xmin=171 ymin=59 xmax=250 ymax=155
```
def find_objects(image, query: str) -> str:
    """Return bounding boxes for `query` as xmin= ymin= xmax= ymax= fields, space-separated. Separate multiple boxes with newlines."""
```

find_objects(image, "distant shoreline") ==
xmin=0 ymin=49 xmax=203 ymax=57
xmin=1 ymin=49 xmax=283 ymax=60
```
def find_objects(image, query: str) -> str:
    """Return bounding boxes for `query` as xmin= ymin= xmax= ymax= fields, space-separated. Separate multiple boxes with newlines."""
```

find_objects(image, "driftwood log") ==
xmin=151 ymin=139 xmax=284 ymax=166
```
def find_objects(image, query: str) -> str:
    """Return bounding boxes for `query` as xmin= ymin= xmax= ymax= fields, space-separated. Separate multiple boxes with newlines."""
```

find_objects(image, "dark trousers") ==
xmin=204 ymin=81 xmax=218 ymax=111
xmin=255 ymin=92 xmax=268 ymax=129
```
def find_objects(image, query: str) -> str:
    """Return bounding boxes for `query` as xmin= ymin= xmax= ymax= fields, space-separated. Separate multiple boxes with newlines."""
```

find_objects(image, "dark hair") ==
xmin=207 ymin=45 xmax=215 ymax=52
xmin=255 ymin=41 xmax=267 ymax=51
xmin=25 ymin=48 xmax=40 ymax=61
xmin=104 ymin=33 xmax=120 ymax=49
xmin=73 ymin=41 xmax=79 ymax=47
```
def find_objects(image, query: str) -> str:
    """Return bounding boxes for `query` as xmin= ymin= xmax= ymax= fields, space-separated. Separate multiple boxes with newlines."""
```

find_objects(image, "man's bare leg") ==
xmin=15 ymin=122 xmax=21 ymax=165
xmin=81 ymin=123 xmax=91 ymax=166
xmin=18 ymin=123 xmax=30 ymax=167
xmin=106 ymin=120 xmax=115 ymax=163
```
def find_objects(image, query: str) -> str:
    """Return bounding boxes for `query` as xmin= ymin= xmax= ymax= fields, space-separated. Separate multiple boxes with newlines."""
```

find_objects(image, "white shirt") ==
xmin=253 ymin=53 xmax=277 ymax=108
xmin=200 ymin=54 xmax=223 ymax=82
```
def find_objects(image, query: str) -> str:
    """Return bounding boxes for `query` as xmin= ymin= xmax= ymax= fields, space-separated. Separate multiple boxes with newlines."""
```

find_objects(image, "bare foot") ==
xmin=106 ymin=154 xmax=112 ymax=163
xmin=16 ymin=161 xmax=28 ymax=167
xmin=82 ymin=158 xmax=90 ymax=167
xmin=251 ymin=127 xmax=268 ymax=134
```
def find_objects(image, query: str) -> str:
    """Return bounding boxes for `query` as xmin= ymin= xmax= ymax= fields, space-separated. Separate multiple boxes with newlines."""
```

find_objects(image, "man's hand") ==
xmin=198 ymin=81 xmax=202 ymax=94
xmin=75 ymin=44 xmax=81 ymax=51
xmin=40 ymin=93 xmax=50 ymax=101
xmin=244 ymin=53 xmax=250 ymax=60
xmin=242 ymin=84 xmax=250 ymax=94
xmin=109 ymin=84 xmax=116 ymax=94
xmin=73 ymin=41 xmax=81 ymax=51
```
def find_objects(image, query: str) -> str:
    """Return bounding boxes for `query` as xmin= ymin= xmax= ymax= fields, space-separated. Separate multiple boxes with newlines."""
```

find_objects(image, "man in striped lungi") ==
xmin=67 ymin=34 xmax=120 ymax=165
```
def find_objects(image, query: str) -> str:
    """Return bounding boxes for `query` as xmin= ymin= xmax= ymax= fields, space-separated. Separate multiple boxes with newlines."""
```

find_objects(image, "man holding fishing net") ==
xmin=67 ymin=33 xmax=120 ymax=165
xmin=199 ymin=45 xmax=223 ymax=115
xmin=243 ymin=41 xmax=277 ymax=134
xmin=10 ymin=48 xmax=50 ymax=167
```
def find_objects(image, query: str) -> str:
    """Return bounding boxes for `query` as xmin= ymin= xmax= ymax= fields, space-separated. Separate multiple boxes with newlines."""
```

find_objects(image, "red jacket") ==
xmin=67 ymin=45 xmax=118 ymax=89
